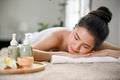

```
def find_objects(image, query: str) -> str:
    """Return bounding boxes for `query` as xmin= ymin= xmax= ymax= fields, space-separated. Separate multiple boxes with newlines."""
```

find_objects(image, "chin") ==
xmin=68 ymin=48 xmax=75 ymax=54
xmin=68 ymin=48 xmax=72 ymax=53
xmin=68 ymin=45 xmax=76 ymax=54
xmin=68 ymin=47 xmax=73 ymax=53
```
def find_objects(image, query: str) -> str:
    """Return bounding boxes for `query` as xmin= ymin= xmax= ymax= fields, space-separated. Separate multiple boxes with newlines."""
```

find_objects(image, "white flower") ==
xmin=0 ymin=56 xmax=17 ymax=70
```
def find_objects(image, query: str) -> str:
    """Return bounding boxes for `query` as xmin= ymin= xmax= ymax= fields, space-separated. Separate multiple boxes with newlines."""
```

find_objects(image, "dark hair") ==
xmin=77 ymin=6 xmax=112 ymax=48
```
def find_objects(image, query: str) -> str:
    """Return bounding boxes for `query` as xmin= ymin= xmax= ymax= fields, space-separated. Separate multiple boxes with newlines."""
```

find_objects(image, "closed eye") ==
xmin=74 ymin=35 xmax=79 ymax=40
xmin=74 ymin=33 xmax=80 ymax=40
xmin=83 ymin=45 xmax=89 ymax=49
xmin=83 ymin=44 xmax=91 ymax=49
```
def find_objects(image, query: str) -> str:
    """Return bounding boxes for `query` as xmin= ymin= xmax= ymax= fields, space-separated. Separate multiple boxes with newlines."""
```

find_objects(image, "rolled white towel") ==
xmin=51 ymin=55 xmax=120 ymax=64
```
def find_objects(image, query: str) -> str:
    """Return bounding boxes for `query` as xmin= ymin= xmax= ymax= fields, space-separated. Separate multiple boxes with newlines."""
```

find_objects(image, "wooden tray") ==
xmin=0 ymin=62 xmax=45 ymax=74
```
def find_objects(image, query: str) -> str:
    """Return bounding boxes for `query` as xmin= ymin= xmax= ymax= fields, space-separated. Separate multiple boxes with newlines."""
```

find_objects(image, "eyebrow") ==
xmin=75 ymin=32 xmax=91 ymax=48
xmin=76 ymin=33 xmax=80 ymax=40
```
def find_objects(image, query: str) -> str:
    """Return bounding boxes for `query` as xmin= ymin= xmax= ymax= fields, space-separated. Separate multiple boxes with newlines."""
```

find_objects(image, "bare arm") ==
xmin=88 ymin=41 xmax=120 ymax=58
xmin=33 ymin=49 xmax=51 ymax=61
xmin=33 ymin=49 xmax=68 ymax=61
xmin=33 ymin=49 xmax=83 ymax=61
xmin=96 ymin=41 xmax=120 ymax=50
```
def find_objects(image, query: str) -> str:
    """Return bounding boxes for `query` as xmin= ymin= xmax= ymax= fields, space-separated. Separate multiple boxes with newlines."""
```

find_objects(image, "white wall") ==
xmin=92 ymin=0 xmax=120 ymax=46
xmin=119 ymin=0 xmax=120 ymax=45
xmin=0 ymin=0 xmax=2 ymax=36
xmin=1 ymin=0 xmax=120 ymax=46
xmin=0 ymin=0 xmax=65 ymax=40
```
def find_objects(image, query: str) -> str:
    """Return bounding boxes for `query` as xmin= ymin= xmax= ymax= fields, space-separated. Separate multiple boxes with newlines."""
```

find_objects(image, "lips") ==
xmin=69 ymin=46 xmax=77 ymax=53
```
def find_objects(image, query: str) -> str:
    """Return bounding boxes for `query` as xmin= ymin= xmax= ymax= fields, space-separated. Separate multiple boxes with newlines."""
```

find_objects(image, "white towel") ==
xmin=51 ymin=55 xmax=120 ymax=64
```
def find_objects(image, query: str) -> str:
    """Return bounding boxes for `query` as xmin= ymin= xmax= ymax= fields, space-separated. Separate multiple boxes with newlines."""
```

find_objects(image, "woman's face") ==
xmin=67 ymin=27 xmax=95 ymax=55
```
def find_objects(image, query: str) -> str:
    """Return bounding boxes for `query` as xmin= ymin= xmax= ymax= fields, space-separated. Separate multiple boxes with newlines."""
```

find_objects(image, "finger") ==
xmin=83 ymin=53 xmax=91 ymax=57
xmin=90 ymin=53 xmax=101 ymax=57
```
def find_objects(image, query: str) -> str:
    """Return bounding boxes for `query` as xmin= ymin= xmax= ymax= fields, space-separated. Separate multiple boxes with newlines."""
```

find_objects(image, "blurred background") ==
xmin=0 ymin=0 xmax=120 ymax=49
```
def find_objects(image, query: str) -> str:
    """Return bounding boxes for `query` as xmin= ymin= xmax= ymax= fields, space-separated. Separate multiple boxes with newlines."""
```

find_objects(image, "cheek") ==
xmin=67 ymin=35 xmax=76 ymax=45
xmin=67 ymin=35 xmax=76 ymax=51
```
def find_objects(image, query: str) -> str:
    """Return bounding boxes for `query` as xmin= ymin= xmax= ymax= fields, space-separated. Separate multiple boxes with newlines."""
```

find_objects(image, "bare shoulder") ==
xmin=52 ymin=27 xmax=70 ymax=35
xmin=32 ymin=27 xmax=70 ymax=50
xmin=52 ymin=27 xmax=70 ymax=40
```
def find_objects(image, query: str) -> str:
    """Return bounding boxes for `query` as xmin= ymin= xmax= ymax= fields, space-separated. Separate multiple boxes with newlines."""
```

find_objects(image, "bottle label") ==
xmin=8 ymin=46 xmax=20 ymax=60
xmin=8 ymin=48 xmax=13 ymax=56
xmin=20 ymin=45 xmax=33 ymax=57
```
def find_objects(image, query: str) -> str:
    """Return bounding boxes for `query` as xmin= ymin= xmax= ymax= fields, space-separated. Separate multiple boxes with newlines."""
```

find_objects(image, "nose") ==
xmin=74 ymin=43 xmax=81 ymax=52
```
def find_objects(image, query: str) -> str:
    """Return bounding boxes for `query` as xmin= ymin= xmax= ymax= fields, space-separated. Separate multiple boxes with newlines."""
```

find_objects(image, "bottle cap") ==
xmin=23 ymin=33 xmax=31 ymax=45
xmin=10 ymin=33 xmax=18 ymax=46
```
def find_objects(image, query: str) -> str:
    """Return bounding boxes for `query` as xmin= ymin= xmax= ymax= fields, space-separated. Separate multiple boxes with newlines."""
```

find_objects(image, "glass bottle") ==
xmin=8 ymin=33 xmax=19 ymax=60
xmin=20 ymin=33 xmax=33 ymax=57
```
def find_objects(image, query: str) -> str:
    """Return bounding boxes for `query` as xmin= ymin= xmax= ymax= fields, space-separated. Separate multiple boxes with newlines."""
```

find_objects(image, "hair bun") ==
xmin=89 ymin=6 xmax=112 ymax=23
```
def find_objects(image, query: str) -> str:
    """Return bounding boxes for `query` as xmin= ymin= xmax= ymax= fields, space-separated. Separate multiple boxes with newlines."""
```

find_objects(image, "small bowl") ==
xmin=17 ymin=57 xmax=34 ymax=68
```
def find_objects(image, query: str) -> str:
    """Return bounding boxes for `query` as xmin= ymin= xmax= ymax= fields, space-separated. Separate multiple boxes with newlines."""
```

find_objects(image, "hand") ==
xmin=58 ymin=51 xmax=84 ymax=58
xmin=60 ymin=49 xmax=120 ymax=58
xmin=88 ymin=49 xmax=109 ymax=57
xmin=68 ymin=53 xmax=85 ymax=58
